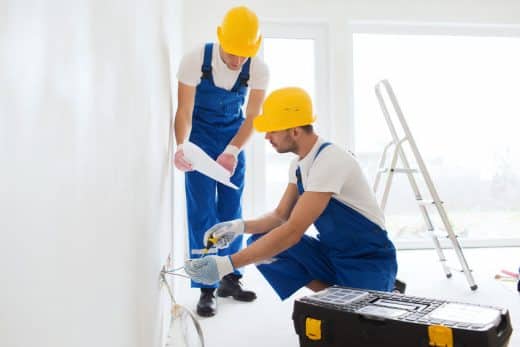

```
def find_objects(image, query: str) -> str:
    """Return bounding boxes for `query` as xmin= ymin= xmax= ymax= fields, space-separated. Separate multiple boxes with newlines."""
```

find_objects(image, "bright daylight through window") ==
xmin=260 ymin=38 xmax=316 ymax=209
xmin=353 ymin=33 xmax=520 ymax=246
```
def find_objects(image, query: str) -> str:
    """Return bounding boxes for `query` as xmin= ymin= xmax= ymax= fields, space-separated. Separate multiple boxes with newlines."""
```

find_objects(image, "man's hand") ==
xmin=184 ymin=256 xmax=235 ymax=285
xmin=216 ymin=145 xmax=240 ymax=175
xmin=173 ymin=144 xmax=193 ymax=172
xmin=203 ymin=219 xmax=245 ymax=249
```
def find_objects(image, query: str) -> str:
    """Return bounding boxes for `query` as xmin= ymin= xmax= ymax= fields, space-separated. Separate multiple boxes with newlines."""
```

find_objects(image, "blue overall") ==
xmin=248 ymin=143 xmax=398 ymax=299
xmin=186 ymin=43 xmax=250 ymax=288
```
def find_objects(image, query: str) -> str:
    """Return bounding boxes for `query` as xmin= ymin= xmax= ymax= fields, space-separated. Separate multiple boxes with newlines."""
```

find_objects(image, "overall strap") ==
xmin=201 ymin=43 xmax=213 ymax=81
xmin=232 ymin=58 xmax=251 ymax=91
xmin=296 ymin=142 xmax=332 ymax=191
xmin=314 ymin=142 xmax=332 ymax=160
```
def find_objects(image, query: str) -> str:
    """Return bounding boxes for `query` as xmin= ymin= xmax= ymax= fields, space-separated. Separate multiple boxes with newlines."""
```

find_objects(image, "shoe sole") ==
xmin=217 ymin=290 xmax=257 ymax=302
xmin=393 ymin=279 xmax=407 ymax=294
xmin=196 ymin=309 xmax=216 ymax=317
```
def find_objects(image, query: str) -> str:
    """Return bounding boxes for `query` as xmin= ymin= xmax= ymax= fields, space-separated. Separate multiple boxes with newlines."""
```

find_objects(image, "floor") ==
xmin=175 ymin=247 xmax=519 ymax=347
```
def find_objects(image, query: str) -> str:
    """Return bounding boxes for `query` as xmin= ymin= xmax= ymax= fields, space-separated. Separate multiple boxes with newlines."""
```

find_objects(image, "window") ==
xmin=243 ymin=23 xmax=329 ymax=218
xmin=262 ymin=37 xmax=315 ymax=209
xmin=353 ymin=31 xmax=520 ymax=247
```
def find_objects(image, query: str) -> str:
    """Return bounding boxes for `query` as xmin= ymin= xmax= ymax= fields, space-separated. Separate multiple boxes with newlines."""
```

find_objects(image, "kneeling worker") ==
xmin=185 ymin=87 xmax=398 ymax=299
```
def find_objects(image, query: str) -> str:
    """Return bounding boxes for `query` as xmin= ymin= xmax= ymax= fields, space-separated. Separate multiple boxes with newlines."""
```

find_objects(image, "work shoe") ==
xmin=393 ymin=279 xmax=407 ymax=294
xmin=196 ymin=288 xmax=217 ymax=317
xmin=217 ymin=273 xmax=257 ymax=302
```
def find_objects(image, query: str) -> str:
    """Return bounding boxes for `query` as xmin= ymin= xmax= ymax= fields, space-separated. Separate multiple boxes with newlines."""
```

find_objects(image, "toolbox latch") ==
xmin=305 ymin=317 xmax=322 ymax=341
xmin=428 ymin=325 xmax=453 ymax=347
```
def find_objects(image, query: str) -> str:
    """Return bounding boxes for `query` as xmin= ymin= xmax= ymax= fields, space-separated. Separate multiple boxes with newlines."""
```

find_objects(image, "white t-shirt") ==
xmin=288 ymin=138 xmax=386 ymax=229
xmin=177 ymin=43 xmax=269 ymax=91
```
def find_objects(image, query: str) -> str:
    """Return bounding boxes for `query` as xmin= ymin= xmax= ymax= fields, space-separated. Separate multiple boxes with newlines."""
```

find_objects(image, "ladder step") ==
xmin=429 ymin=229 xmax=447 ymax=238
xmin=446 ymin=265 xmax=473 ymax=273
xmin=378 ymin=168 xmax=418 ymax=174
xmin=374 ymin=79 xmax=477 ymax=290
xmin=428 ymin=229 xmax=459 ymax=238
xmin=417 ymin=199 xmax=443 ymax=206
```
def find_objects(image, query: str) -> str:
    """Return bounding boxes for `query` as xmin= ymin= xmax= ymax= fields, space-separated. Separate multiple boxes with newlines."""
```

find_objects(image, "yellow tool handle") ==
xmin=202 ymin=236 xmax=218 ymax=254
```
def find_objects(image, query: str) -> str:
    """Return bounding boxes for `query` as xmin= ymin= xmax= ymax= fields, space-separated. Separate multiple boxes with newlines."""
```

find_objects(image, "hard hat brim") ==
xmin=253 ymin=113 xmax=316 ymax=132
xmin=218 ymin=34 xmax=262 ymax=57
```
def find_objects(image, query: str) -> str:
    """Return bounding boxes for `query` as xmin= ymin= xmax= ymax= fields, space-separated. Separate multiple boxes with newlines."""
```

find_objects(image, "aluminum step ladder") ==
xmin=373 ymin=79 xmax=477 ymax=291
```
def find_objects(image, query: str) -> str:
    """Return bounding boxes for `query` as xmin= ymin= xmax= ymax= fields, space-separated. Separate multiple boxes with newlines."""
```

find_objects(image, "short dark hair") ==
xmin=299 ymin=124 xmax=314 ymax=133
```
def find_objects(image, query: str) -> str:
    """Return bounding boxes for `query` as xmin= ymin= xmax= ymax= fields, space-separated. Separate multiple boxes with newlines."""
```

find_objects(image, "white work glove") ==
xmin=184 ymin=255 xmax=235 ymax=285
xmin=203 ymin=219 xmax=245 ymax=250
xmin=216 ymin=145 xmax=239 ymax=175
xmin=173 ymin=144 xmax=193 ymax=172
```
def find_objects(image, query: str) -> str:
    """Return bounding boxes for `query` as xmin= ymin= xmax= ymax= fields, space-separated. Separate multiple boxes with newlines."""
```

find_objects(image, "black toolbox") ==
xmin=293 ymin=286 xmax=512 ymax=347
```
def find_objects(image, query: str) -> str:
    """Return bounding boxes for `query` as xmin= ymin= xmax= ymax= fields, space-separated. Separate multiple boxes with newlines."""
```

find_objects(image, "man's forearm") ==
xmin=233 ymin=191 xmax=332 ymax=269
xmin=228 ymin=115 xmax=254 ymax=149
xmin=244 ymin=211 xmax=286 ymax=235
xmin=231 ymin=222 xmax=301 ymax=268
xmin=174 ymin=109 xmax=191 ymax=145
xmin=228 ymin=88 xmax=265 ymax=149
xmin=174 ymin=82 xmax=195 ymax=146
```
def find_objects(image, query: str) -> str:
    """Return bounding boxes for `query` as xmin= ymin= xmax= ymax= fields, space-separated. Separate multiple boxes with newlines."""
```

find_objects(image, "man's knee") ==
xmin=246 ymin=233 xmax=262 ymax=246
xmin=306 ymin=280 xmax=330 ymax=292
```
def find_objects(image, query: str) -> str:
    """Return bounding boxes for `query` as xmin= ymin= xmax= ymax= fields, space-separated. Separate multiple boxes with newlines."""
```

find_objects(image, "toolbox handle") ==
xmin=495 ymin=314 xmax=509 ymax=338
xmin=358 ymin=314 xmax=389 ymax=324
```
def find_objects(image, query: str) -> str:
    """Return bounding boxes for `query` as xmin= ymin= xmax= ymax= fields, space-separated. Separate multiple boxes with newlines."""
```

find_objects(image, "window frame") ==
xmin=243 ymin=21 xmax=330 ymax=218
xmin=348 ymin=21 xmax=520 ymax=248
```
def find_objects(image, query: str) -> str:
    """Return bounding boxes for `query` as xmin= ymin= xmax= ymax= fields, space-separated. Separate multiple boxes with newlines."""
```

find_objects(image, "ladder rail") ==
xmin=375 ymin=84 xmax=436 ymax=230
xmin=375 ymin=84 xmax=451 ymax=278
xmin=377 ymin=80 xmax=445 ymax=217
xmin=379 ymin=138 xmax=406 ymax=211
xmin=374 ymin=79 xmax=477 ymax=290
xmin=375 ymin=84 xmax=426 ymax=202
xmin=373 ymin=141 xmax=394 ymax=193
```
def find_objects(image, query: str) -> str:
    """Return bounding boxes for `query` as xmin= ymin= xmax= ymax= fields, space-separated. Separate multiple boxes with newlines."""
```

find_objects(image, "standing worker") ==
xmin=173 ymin=6 xmax=269 ymax=317
xmin=184 ymin=87 xmax=398 ymax=300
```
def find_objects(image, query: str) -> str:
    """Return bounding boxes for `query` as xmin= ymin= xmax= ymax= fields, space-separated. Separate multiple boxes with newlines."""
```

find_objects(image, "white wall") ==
xmin=0 ymin=0 xmax=180 ymax=346
xmin=180 ymin=0 xmax=520 ymax=149
xmin=169 ymin=1 xmax=198 ymax=323
xmin=169 ymin=0 xmax=189 ymax=308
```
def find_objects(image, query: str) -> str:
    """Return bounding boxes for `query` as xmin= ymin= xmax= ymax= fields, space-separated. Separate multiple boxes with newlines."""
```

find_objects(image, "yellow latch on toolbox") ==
xmin=428 ymin=325 xmax=453 ymax=347
xmin=305 ymin=317 xmax=322 ymax=341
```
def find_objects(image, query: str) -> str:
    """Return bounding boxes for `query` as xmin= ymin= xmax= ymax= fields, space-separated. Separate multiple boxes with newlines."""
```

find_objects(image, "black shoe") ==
xmin=217 ymin=274 xmax=257 ymax=302
xmin=196 ymin=288 xmax=217 ymax=317
xmin=393 ymin=279 xmax=407 ymax=294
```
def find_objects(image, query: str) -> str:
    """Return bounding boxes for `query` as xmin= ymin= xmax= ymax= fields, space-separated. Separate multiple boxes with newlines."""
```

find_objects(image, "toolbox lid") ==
xmin=427 ymin=303 xmax=501 ymax=328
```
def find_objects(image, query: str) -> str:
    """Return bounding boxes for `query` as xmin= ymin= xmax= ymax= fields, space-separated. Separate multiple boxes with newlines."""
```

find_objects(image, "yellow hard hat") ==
xmin=254 ymin=87 xmax=316 ymax=132
xmin=217 ymin=6 xmax=262 ymax=57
